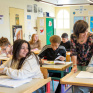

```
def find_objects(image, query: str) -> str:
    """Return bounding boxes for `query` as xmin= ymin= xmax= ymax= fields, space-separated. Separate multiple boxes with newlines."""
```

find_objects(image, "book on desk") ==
xmin=44 ymin=56 xmax=66 ymax=65
xmin=0 ymin=75 xmax=32 ymax=88
xmin=76 ymin=71 xmax=93 ymax=79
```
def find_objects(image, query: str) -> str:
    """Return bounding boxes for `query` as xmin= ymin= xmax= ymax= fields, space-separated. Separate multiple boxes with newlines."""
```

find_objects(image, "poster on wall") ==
xmin=74 ymin=16 xmax=88 ymax=24
xmin=27 ymin=5 xmax=32 ymax=12
xmin=90 ymin=17 xmax=93 ymax=32
xmin=12 ymin=25 xmax=23 ymax=42
xmin=15 ymin=14 xmax=19 ymax=25
xmin=34 ymin=4 xmax=37 ymax=13
xmin=0 ymin=15 xmax=4 ymax=24
xmin=40 ymin=27 xmax=44 ymax=35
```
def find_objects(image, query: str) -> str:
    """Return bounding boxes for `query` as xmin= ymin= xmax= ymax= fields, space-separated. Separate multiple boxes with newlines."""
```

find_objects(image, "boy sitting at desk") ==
xmin=38 ymin=35 xmax=66 ymax=93
xmin=73 ymin=56 xmax=93 ymax=93
xmin=0 ymin=37 xmax=12 ymax=57
xmin=60 ymin=33 xmax=70 ymax=51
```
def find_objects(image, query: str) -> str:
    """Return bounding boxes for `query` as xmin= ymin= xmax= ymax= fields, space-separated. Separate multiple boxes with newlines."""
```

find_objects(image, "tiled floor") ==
xmin=50 ymin=81 xmax=72 ymax=93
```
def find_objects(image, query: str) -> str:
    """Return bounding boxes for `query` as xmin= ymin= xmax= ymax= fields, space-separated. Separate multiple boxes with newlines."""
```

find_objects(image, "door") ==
xmin=46 ymin=18 xmax=54 ymax=45
xmin=9 ymin=8 xmax=24 ymax=44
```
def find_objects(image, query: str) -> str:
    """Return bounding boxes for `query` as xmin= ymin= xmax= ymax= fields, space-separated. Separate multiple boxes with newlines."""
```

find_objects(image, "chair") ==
xmin=40 ymin=67 xmax=50 ymax=93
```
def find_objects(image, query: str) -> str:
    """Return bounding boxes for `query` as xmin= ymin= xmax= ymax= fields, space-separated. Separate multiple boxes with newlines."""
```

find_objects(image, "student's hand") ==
xmin=7 ymin=54 xmax=11 ymax=58
xmin=59 ymin=56 xmax=66 ymax=61
xmin=71 ymin=65 xmax=77 ymax=73
xmin=41 ymin=59 xmax=44 ymax=64
xmin=0 ymin=68 xmax=4 ymax=73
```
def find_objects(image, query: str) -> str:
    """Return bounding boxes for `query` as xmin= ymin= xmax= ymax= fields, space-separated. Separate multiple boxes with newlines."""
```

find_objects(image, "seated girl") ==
xmin=0 ymin=39 xmax=44 ymax=93
xmin=29 ymin=34 xmax=41 ymax=51
xmin=0 ymin=37 xmax=12 ymax=57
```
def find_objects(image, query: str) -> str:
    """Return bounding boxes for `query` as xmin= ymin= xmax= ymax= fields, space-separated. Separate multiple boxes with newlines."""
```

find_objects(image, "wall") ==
xmin=55 ymin=5 xmax=93 ymax=39
xmin=70 ymin=5 xmax=93 ymax=34
xmin=0 ymin=0 xmax=55 ymax=43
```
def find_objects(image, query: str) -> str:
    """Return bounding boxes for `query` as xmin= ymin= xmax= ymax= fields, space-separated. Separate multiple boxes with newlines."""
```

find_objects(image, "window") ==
xmin=57 ymin=9 xmax=69 ymax=29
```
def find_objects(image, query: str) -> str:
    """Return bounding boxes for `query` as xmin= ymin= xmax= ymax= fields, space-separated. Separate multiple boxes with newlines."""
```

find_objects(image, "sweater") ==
xmin=0 ymin=54 xmax=43 ymax=79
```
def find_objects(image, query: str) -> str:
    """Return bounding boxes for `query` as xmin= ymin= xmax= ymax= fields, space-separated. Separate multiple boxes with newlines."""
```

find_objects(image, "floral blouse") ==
xmin=70 ymin=33 xmax=93 ymax=66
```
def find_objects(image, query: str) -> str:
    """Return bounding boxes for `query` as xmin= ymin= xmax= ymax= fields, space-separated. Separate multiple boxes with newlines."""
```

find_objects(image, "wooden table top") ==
xmin=0 ymin=77 xmax=51 ymax=93
xmin=60 ymin=71 xmax=93 ymax=87
xmin=42 ymin=62 xmax=72 ymax=71
xmin=33 ymin=50 xmax=41 ymax=55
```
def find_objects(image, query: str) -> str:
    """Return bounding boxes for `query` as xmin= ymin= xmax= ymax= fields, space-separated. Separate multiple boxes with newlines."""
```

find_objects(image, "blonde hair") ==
xmin=0 ymin=37 xmax=10 ymax=46
xmin=29 ymin=34 xmax=39 ymax=44
xmin=50 ymin=35 xmax=61 ymax=44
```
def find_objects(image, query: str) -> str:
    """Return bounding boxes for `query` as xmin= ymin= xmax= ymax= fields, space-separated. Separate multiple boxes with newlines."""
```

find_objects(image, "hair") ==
xmin=50 ymin=35 xmax=61 ymax=44
xmin=73 ymin=20 xmax=88 ymax=38
xmin=11 ymin=39 xmax=31 ymax=69
xmin=29 ymin=34 xmax=39 ymax=44
xmin=61 ymin=33 xmax=68 ymax=38
xmin=11 ymin=39 xmax=40 ymax=69
xmin=0 ymin=37 xmax=10 ymax=46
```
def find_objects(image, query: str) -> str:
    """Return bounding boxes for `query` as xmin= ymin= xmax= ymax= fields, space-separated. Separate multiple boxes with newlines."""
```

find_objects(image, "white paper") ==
xmin=55 ymin=56 xmax=62 ymax=60
xmin=27 ymin=20 xmax=31 ymax=30
xmin=76 ymin=71 xmax=93 ymax=79
xmin=0 ymin=56 xmax=9 ymax=60
xmin=0 ymin=75 xmax=32 ymax=88
xmin=40 ymin=19 xmax=44 ymax=26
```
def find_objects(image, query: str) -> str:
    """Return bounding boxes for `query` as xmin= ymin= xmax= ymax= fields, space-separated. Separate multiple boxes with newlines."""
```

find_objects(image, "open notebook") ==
xmin=44 ymin=60 xmax=65 ymax=65
xmin=0 ymin=75 xmax=32 ymax=88
xmin=44 ymin=56 xmax=66 ymax=65
xmin=76 ymin=71 xmax=93 ymax=79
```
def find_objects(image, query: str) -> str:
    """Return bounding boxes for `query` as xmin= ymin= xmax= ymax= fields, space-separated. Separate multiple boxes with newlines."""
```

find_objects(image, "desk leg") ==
xmin=46 ymin=82 xmax=50 ymax=93
xmin=61 ymin=84 xmax=65 ymax=93
xmin=61 ymin=71 xmax=64 ymax=77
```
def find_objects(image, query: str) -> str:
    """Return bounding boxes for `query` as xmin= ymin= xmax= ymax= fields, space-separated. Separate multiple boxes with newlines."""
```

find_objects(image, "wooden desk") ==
xmin=32 ymin=50 xmax=41 ymax=55
xmin=60 ymin=71 xmax=93 ymax=93
xmin=0 ymin=77 xmax=51 ymax=93
xmin=42 ymin=62 xmax=72 ymax=71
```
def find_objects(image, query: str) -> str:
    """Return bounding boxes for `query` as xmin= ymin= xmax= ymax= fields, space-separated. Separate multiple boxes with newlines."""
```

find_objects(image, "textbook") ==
xmin=44 ymin=56 xmax=66 ymax=65
xmin=44 ymin=60 xmax=65 ymax=65
xmin=76 ymin=71 xmax=93 ymax=79
xmin=0 ymin=75 xmax=32 ymax=88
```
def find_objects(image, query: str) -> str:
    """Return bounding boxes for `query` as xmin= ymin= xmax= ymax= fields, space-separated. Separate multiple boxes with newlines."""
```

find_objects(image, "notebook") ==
xmin=44 ymin=60 xmax=65 ymax=65
xmin=0 ymin=75 xmax=32 ymax=88
xmin=76 ymin=71 xmax=93 ymax=79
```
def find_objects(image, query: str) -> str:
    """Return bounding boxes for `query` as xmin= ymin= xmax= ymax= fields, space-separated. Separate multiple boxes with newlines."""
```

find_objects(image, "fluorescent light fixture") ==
xmin=87 ymin=0 xmax=93 ymax=3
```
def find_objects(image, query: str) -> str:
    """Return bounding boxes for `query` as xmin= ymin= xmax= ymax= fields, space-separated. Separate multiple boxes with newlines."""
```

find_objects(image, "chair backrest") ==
xmin=40 ymin=67 xmax=48 ymax=79
xmin=66 ymin=52 xmax=70 ymax=62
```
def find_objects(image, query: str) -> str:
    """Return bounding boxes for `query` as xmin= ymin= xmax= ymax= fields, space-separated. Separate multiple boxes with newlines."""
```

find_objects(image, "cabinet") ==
xmin=37 ymin=17 xmax=56 ymax=47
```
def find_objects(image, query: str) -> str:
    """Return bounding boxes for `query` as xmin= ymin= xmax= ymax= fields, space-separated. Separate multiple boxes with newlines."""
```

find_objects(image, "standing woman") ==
xmin=29 ymin=34 xmax=41 ymax=51
xmin=71 ymin=20 xmax=93 ymax=72
xmin=0 ymin=39 xmax=44 ymax=93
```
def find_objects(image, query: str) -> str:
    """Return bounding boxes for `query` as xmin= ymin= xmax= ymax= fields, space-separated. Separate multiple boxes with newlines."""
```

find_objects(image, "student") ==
xmin=0 ymin=39 xmax=44 ymax=93
xmin=60 ymin=33 xmax=70 ymax=51
xmin=29 ymin=34 xmax=41 ymax=51
xmin=38 ymin=35 xmax=66 ymax=93
xmin=0 ymin=37 xmax=12 ymax=57
xmin=73 ymin=56 xmax=93 ymax=93
xmin=71 ymin=20 xmax=93 ymax=72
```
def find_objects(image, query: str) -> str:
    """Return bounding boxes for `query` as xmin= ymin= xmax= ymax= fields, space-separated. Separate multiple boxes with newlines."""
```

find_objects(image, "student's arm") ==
xmin=2 ymin=55 xmax=43 ymax=79
xmin=38 ymin=40 xmax=41 ymax=50
xmin=70 ymin=34 xmax=78 ymax=72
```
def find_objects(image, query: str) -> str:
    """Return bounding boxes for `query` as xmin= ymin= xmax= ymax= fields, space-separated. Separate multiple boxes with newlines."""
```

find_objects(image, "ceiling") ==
xmin=35 ymin=0 xmax=93 ymax=6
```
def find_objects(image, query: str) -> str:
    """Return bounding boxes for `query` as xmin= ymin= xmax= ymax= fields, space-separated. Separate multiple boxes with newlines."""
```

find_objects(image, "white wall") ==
xmin=0 ymin=0 xmax=55 ymax=42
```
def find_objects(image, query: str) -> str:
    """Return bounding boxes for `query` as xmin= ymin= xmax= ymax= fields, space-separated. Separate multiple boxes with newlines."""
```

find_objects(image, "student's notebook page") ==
xmin=76 ymin=71 xmax=93 ymax=79
xmin=0 ymin=75 xmax=32 ymax=88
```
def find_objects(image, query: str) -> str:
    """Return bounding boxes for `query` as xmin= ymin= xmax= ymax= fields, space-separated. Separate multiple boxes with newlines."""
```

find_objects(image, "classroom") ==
xmin=0 ymin=0 xmax=93 ymax=93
